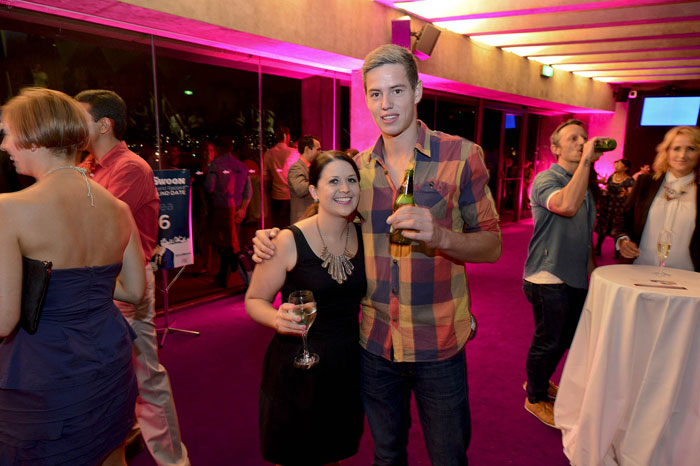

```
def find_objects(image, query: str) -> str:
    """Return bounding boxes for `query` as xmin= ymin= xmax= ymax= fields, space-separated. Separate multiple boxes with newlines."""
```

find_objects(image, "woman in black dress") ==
xmin=245 ymin=151 xmax=365 ymax=466
xmin=595 ymin=158 xmax=634 ymax=257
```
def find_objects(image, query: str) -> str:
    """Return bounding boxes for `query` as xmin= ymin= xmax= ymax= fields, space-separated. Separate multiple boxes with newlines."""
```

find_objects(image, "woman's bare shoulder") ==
xmin=272 ymin=227 xmax=296 ymax=252
xmin=111 ymin=195 xmax=133 ymax=218
xmin=0 ymin=187 xmax=42 ymax=218
xmin=88 ymin=180 xmax=121 ymax=206
xmin=257 ymin=227 xmax=296 ymax=272
xmin=86 ymin=182 xmax=132 ymax=220
xmin=292 ymin=217 xmax=315 ymax=236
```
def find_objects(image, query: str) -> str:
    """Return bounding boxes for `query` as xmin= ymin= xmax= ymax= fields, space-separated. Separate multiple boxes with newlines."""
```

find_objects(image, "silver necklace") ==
xmin=43 ymin=165 xmax=94 ymax=207
xmin=316 ymin=216 xmax=354 ymax=284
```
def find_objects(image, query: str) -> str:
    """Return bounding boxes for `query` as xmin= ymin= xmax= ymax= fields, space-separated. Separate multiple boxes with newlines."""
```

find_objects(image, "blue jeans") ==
xmin=523 ymin=280 xmax=587 ymax=403
xmin=360 ymin=347 xmax=470 ymax=466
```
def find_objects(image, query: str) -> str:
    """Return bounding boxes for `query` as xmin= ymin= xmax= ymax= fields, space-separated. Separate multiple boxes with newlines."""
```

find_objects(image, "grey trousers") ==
xmin=116 ymin=265 xmax=190 ymax=466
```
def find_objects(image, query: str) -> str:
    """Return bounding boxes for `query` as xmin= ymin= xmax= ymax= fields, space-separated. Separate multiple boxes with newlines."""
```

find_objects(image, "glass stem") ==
xmin=301 ymin=332 xmax=309 ymax=360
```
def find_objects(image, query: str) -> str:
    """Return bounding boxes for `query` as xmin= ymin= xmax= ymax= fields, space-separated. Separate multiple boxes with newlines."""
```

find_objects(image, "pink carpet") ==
xmin=129 ymin=220 xmax=617 ymax=465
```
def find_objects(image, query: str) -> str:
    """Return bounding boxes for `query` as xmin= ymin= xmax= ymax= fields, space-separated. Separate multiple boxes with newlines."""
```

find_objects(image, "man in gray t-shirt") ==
xmin=522 ymin=119 xmax=602 ymax=428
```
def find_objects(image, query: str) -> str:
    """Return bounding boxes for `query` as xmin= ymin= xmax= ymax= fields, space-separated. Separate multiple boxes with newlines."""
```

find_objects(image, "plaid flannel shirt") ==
xmin=356 ymin=121 xmax=500 ymax=362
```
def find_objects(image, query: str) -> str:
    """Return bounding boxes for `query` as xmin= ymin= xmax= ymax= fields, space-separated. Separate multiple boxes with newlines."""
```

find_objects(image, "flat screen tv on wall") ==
xmin=640 ymin=96 xmax=700 ymax=126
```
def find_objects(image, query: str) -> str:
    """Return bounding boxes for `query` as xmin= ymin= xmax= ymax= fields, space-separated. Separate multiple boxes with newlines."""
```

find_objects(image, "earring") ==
xmin=314 ymin=198 xmax=319 ymax=204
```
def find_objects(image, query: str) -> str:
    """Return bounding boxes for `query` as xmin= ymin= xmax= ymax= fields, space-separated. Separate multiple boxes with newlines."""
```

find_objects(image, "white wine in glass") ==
xmin=289 ymin=290 xmax=319 ymax=369
xmin=655 ymin=229 xmax=673 ymax=277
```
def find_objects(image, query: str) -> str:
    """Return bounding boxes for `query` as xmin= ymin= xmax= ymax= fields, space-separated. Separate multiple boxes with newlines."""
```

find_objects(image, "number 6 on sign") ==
xmin=159 ymin=214 xmax=171 ymax=230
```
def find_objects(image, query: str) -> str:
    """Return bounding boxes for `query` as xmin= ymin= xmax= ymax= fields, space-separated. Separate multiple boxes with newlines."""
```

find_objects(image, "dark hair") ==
xmin=298 ymin=135 xmax=318 ymax=155
xmin=362 ymin=44 xmax=419 ymax=92
xmin=302 ymin=150 xmax=361 ymax=219
xmin=619 ymin=158 xmax=631 ymax=170
xmin=214 ymin=135 xmax=234 ymax=154
xmin=2 ymin=87 xmax=88 ymax=157
xmin=74 ymin=89 xmax=127 ymax=139
xmin=309 ymin=150 xmax=360 ymax=186
xmin=274 ymin=126 xmax=289 ymax=143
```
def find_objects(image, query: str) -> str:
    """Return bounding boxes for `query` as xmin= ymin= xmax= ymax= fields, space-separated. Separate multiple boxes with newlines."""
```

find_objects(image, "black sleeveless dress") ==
xmin=259 ymin=224 xmax=366 ymax=466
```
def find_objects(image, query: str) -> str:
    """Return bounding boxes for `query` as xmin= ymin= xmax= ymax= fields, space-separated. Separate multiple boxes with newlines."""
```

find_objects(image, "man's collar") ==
xmin=95 ymin=141 xmax=128 ymax=168
xmin=414 ymin=120 xmax=432 ymax=158
xmin=551 ymin=162 xmax=574 ymax=178
xmin=367 ymin=120 xmax=431 ymax=164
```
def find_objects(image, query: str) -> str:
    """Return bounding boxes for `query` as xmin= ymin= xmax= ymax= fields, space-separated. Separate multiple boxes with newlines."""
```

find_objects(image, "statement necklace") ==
xmin=612 ymin=173 xmax=628 ymax=184
xmin=316 ymin=216 xmax=354 ymax=284
xmin=43 ymin=165 xmax=95 ymax=207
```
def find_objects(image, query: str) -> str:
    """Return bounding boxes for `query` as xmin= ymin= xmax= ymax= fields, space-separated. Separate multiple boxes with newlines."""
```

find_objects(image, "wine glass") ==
xmin=289 ymin=290 xmax=319 ymax=369
xmin=655 ymin=229 xmax=673 ymax=277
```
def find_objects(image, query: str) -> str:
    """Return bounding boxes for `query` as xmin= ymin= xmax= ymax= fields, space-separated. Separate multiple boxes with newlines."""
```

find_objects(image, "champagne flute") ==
xmin=655 ymin=229 xmax=673 ymax=277
xmin=289 ymin=290 xmax=319 ymax=369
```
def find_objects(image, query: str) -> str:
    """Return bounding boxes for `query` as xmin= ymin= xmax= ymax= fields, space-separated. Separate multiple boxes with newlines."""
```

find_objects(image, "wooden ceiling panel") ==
xmin=435 ymin=4 xmax=700 ymax=36
xmin=506 ymin=37 xmax=700 ymax=57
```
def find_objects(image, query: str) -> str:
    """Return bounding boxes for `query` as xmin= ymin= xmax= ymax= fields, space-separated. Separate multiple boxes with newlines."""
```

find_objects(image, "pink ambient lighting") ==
xmin=3 ymin=0 xmax=363 ymax=75
xmin=4 ymin=0 xmax=614 ymax=114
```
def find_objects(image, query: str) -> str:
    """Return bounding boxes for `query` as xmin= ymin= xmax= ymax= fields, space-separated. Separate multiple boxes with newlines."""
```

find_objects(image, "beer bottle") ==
xmin=593 ymin=138 xmax=617 ymax=152
xmin=389 ymin=168 xmax=415 ymax=245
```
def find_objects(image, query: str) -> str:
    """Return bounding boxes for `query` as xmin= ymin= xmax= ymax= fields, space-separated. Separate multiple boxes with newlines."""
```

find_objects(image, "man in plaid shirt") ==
xmin=254 ymin=44 xmax=501 ymax=465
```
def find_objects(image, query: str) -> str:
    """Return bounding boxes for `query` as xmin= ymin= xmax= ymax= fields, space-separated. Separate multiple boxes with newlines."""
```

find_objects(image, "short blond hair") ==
xmin=651 ymin=126 xmax=700 ymax=180
xmin=550 ymin=119 xmax=586 ymax=148
xmin=2 ymin=87 xmax=88 ymax=157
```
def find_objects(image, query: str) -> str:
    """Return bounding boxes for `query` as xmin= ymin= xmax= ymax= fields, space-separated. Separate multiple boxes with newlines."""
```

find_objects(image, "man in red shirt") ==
xmin=76 ymin=90 xmax=190 ymax=466
xmin=263 ymin=126 xmax=298 ymax=228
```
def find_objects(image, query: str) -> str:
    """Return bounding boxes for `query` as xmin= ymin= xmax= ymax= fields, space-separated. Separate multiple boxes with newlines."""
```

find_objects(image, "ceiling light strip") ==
xmin=395 ymin=0 xmax=682 ymax=22
xmin=439 ymin=15 xmax=700 ymax=37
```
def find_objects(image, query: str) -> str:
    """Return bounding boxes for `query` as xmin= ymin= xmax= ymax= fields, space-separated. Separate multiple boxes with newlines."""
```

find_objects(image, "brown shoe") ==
xmin=523 ymin=380 xmax=559 ymax=400
xmin=524 ymin=398 xmax=557 ymax=428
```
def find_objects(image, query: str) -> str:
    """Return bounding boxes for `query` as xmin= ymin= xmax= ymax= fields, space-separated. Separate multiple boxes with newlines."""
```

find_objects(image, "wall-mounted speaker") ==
xmin=413 ymin=24 xmax=441 ymax=60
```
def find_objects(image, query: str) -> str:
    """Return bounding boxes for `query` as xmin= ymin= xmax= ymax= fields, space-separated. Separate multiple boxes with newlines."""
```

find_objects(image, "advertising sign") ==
xmin=153 ymin=169 xmax=193 ymax=269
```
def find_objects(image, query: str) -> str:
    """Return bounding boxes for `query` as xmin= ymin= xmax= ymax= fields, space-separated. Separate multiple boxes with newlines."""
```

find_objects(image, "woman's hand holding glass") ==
xmin=288 ymin=290 xmax=319 ymax=369
xmin=274 ymin=302 xmax=307 ymax=336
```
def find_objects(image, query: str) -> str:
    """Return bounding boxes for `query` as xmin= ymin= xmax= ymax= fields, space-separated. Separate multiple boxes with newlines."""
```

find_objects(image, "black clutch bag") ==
xmin=20 ymin=257 xmax=53 ymax=335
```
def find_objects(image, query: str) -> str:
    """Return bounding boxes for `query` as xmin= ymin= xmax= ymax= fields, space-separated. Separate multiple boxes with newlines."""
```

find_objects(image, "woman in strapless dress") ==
xmin=0 ymin=88 xmax=146 ymax=465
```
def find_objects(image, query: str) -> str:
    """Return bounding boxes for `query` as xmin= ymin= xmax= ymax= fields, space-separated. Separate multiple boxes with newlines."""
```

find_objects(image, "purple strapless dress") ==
xmin=0 ymin=263 xmax=137 ymax=465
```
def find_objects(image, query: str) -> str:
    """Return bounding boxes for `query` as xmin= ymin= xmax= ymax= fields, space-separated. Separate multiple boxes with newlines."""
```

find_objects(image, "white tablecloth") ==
xmin=555 ymin=264 xmax=700 ymax=466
